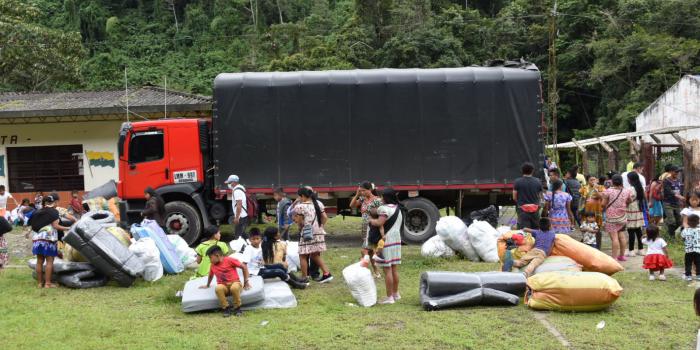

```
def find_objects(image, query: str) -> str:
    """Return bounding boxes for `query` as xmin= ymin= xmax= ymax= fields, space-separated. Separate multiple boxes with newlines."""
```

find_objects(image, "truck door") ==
xmin=122 ymin=128 xmax=170 ymax=198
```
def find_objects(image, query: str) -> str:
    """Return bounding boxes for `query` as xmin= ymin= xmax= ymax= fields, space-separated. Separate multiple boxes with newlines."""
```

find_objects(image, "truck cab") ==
xmin=117 ymin=119 xmax=213 ymax=243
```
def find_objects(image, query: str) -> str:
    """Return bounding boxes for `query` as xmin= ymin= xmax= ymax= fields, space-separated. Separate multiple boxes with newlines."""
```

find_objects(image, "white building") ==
xmin=636 ymin=75 xmax=700 ymax=143
xmin=0 ymin=86 xmax=210 ymax=208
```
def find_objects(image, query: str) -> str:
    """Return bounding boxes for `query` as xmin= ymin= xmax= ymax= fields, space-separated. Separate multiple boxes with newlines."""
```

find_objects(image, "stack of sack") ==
xmin=522 ymin=234 xmax=624 ymax=312
xmin=423 ymin=216 xmax=499 ymax=263
xmin=131 ymin=219 xmax=184 ymax=275
xmin=420 ymin=271 xmax=527 ymax=310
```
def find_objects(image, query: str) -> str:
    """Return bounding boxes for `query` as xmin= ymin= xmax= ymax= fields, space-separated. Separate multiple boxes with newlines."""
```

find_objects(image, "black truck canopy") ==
xmin=213 ymin=67 xmax=543 ymax=189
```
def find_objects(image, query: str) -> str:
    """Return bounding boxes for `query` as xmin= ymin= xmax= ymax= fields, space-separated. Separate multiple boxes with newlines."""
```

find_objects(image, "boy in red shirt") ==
xmin=199 ymin=245 xmax=251 ymax=317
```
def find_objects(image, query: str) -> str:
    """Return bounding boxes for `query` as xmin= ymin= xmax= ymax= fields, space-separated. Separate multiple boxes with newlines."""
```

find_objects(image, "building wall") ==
xmin=0 ymin=120 xmax=122 ymax=201
xmin=636 ymin=76 xmax=700 ymax=143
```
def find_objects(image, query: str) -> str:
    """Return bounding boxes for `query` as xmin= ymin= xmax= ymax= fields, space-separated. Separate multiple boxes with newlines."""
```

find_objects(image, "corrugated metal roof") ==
xmin=0 ymin=86 xmax=211 ymax=118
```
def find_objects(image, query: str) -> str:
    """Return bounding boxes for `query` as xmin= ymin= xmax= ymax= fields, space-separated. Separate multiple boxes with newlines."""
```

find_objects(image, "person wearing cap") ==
xmin=29 ymin=193 xmax=72 ymax=288
xmin=225 ymin=175 xmax=249 ymax=240
xmin=662 ymin=165 xmax=685 ymax=238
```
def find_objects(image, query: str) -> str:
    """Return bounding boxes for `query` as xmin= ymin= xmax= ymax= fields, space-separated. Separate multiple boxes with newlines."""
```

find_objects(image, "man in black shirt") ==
xmin=513 ymin=162 xmax=543 ymax=229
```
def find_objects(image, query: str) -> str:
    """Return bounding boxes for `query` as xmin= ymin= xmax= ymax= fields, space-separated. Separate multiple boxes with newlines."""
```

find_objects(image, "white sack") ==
xmin=467 ymin=220 xmax=500 ymax=262
xmin=286 ymin=241 xmax=300 ymax=273
xmin=436 ymin=216 xmax=479 ymax=261
xmin=129 ymin=238 xmax=164 ymax=282
xmin=421 ymin=235 xmax=456 ymax=258
xmin=167 ymin=235 xmax=198 ymax=267
xmin=342 ymin=261 xmax=377 ymax=307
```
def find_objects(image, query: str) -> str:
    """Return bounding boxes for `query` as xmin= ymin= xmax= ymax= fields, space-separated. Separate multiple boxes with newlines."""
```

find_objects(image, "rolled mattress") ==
xmin=182 ymin=275 xmax=265 ymax=313
xmin=28 ymin=258 xmax=94 ymax=273
xmin=420 ymin=271 xmax=527 ymax=310
xmin=65 ymin=218 xmax=143 ymax=287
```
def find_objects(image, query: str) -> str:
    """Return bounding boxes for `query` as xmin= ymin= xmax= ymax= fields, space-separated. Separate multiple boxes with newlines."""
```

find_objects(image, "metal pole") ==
xmin=124 ymin=67 xmax=129 ymax=122
xmin=164 ymin=76 xmax=167 ymax=119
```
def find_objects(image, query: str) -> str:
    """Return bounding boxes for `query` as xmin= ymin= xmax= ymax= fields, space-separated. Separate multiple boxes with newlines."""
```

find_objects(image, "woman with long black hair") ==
xmin=627 ymin=172 xmax=647 ymax=256
xmin=293 ymin=187 xmax=333 ymax=283
xmin=350 ymin=181 xmax=383 ymax=278
xmin=142 ymin=187 xmax=166 ymax=229
xmin=369 ymin=188 xmax=403 ymax=304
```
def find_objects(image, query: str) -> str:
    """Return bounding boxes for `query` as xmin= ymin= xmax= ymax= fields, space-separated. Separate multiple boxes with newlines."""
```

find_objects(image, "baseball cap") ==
xmin=46 ymin=193 xmax=60 ymax=203
xmin=224 ymin=175 xmax=240 ymax=184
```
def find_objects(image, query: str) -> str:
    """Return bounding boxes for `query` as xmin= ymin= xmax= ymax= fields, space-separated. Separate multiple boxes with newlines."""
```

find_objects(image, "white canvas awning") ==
xmin=547 ymin=126 xmax=700 ymax=149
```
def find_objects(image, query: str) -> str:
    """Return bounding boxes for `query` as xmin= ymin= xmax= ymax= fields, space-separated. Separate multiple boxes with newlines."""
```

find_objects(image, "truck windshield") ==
xmin=129 ymin=131 xmax=164 ymax=163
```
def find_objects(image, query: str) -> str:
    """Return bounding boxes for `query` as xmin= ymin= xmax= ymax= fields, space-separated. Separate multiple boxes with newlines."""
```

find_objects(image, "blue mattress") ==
xmin=131 ymin=221 xmax=184 ymax=274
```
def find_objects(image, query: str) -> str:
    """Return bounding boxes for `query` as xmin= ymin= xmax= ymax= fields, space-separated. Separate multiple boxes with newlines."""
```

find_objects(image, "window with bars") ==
xmin=7 ymin=145 xmax=84 ymax=192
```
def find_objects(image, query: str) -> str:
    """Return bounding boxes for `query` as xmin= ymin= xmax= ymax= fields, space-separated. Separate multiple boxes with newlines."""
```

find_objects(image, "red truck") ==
xmin=117 ymin=66 xmax=543 ymax=245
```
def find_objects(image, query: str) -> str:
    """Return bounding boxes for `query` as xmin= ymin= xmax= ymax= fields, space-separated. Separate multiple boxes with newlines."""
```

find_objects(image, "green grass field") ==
xmin=1 ymin=216 xmax=698 ymax=349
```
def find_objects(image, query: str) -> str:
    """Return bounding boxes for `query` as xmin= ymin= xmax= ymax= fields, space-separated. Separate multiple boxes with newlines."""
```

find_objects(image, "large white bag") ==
xmin=436 ymin=216 xmax=479 ymax=261
xmin=286 ymin=241 xmax=300 ymax=273
xmin=421 ymin=235 xmax=456 ymax=258
xmin=342 ymin=261 xmax=377 ymax=307
xmin=167 ymin=235 xmax=198 ymax=268
xmin=467 ymin=220 xmax=500 ymax=262
xmin=129 ymin=238 xmax=164 ymax=282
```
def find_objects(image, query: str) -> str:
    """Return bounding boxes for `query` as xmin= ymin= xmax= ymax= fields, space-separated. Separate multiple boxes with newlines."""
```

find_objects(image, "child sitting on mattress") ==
xmin=199 ymin=245 xmax=251 ymax=317
xmin=243 ymin=228 xmax=306 ymax=289
xmin=194 ymin=225 xmax=230 ymax=278
xmin=503 ymin=217 xmax=555 ymax=277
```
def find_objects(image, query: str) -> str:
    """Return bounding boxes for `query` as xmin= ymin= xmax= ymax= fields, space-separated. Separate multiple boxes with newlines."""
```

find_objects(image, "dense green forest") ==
xmin=2 ymin=0 xmax=700 ymax=140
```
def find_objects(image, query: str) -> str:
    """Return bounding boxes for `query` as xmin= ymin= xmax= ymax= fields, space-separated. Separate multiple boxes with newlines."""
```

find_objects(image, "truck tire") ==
xmin=402 ymin=197 xmax=440 ymax=244
xmin=164 ymin=201 xmax=202 ymax=246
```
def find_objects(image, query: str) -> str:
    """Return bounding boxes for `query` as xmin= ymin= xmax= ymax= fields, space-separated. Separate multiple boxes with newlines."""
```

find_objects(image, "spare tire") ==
xmin=401 ymin=197 xmax=439 ymax=244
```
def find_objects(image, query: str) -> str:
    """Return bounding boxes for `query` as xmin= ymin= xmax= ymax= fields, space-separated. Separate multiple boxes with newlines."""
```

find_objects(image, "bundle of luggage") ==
xmin=30 ymin=211 xmax=197 ymax=288
xmin=422 ymin=216 xmax=500 ymax=263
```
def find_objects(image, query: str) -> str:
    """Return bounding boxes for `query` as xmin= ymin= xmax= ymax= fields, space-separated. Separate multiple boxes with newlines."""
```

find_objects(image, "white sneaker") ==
xmin=379 ymin=297 xmax=395 ymax=305
xmin=685 ymin=275 xmax=693 ymax=282
xmin=658 ymin=274 xmax=667 ymax=281
xmin=628 ymin=251 xmax=636 ymax=257
xmin=637 ymin=249 xmax=645 ymax=256
xmin=649 ymin=274 xmax=656 ymax=281
xmin=393 ymin=293 xmax=401 ymax=301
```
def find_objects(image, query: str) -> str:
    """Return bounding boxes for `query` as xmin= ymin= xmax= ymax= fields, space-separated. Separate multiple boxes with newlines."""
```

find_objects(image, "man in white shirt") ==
xmin=225 ymin=174 xmax=249 ymax=239
xmin=622 ymin=162 xmax=647 ymax=191
xmin=0 ymin=185 xmax=18 ymax=219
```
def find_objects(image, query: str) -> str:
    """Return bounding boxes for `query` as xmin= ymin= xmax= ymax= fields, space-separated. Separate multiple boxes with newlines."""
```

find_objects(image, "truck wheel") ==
xmin=401 ymin=197 xmax=440 ymax=244
xmin=164 ymin=201 xmax=202 ymax=245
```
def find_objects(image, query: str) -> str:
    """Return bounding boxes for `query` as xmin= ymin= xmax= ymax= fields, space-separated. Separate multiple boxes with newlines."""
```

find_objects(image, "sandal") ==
xmin=44 ymin=284 xmax=58 ymax=289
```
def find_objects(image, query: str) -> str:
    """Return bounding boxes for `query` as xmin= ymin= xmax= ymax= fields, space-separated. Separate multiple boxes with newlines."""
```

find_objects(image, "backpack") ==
xmin=234 ymin=186 xmax=258 ymax=220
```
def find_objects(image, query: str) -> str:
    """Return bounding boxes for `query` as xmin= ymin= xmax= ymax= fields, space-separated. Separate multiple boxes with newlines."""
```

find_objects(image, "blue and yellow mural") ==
xmin=86 ymin=151 xmax=115 ymax=168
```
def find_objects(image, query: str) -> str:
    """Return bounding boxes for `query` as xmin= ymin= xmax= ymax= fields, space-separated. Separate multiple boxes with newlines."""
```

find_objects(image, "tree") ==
xmin=0 ymin=0 xmax=84 ymax=91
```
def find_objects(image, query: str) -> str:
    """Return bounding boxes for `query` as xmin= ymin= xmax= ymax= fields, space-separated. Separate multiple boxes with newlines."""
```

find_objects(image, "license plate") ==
xmin=173 ymin=170 xmax=197 ymax=183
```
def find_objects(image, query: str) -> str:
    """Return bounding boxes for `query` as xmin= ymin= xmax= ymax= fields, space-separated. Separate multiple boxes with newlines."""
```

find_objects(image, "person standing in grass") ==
xmin=30 ymin=194 xmax=71 ymax=288
xmin=273 ymin=187 xmax=293 ymax=241
xmin=626 ymin=172 xmax=647 ymax=257
xmin=513 ymin=162 xmax=543 ymax=230
xmin=642 ymin=225 xmax=673 ymax=281
xmin=681 ymin=191 xmax=700 ymax=229
xmin=350 ymin=181 xmax=383 ymax=278
xmin=681 ymin=214 xmax=700 ymax=282
xmin=647 ymin=176 xmax=664 ymax=226
xmin=581 ymin=175 xmax=606 ymax=248
xmin=602 ymin=175 xmax=633 ymax=261
xmin=0 ymin=185 xmax=18 ymax=220
xmin=369 ymin=188 xmax=403 ymax=305
xmin=543 ymin=180 xmax=575 ymax=235
xmin=294 ymin=187 xmax=333 ymax=284
xmin=200 ymin=245 xmax=251 ymax=317
xmin=194 ymin=225 xmax=230 ymax=278
xmin=663 ymin=165 xmax=685 ymax=238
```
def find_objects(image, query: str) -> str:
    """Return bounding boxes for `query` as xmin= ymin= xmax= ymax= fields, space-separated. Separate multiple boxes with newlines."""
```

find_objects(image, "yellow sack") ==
xmin=551 ymin=234 xmax=623 ymax=275
xmin=108 ymin=197 xmax=121 ymax=222
xmin=106 ymin=226 xmax=131 ymax=247
xmin=64 ymin=244 xmax=88 ymax=262
xmin=526 ymin=271 xmax=623 ymax=312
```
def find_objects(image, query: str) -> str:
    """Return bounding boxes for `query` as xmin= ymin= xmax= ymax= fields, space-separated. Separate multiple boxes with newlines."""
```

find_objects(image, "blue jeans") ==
xmin=258 ymin=264 xmax=288 ymax=280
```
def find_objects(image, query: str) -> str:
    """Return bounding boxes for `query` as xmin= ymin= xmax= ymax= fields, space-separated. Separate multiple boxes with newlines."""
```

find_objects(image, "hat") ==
xmin=224 ymin=175 xmax=240 ymax=184
xmin=46 ymin=193 xmax=60 ymax=202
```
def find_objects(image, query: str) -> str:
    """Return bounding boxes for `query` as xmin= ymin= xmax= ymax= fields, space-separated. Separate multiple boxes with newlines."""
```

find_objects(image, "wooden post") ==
xmin=572 ymin=138 xmax=588 ymax=175
xmin=627 ymin=136 xmax=640 ymax=163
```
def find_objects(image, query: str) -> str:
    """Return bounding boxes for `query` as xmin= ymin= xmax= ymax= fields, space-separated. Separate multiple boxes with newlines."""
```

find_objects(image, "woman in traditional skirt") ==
xmin=602 ymin=175 xmax=633 ymax=262
xmin=626 ymin=172 xmax=647 ymax=256
xmin=543 ymin=180 xmax=575 ymax=235
xmin=294 ymin=187 xmax=333 ymax=284
xmin=369 ymin=188 xmax=403 ymax=305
